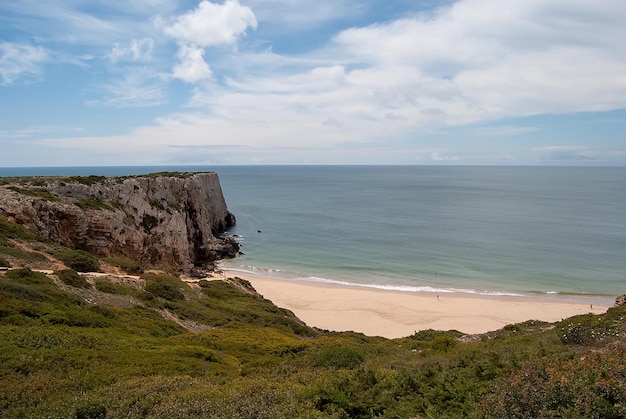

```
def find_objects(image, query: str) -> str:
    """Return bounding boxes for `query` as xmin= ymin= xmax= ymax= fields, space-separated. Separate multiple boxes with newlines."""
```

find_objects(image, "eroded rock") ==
xmin=0 ymin=172 xmax=238 ymax=272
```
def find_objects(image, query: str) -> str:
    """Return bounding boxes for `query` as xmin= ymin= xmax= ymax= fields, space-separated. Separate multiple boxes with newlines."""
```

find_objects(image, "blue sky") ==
xmin=1 ymin=0 xmax=625 ymax=166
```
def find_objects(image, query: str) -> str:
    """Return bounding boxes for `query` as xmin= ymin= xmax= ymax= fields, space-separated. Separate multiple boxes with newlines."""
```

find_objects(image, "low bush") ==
xmin=46 ymin=305 xmax=114 ymax=328
xmin=0 ymin=243 xmax=49 ymax=264
xmin=75 ymin=198 xmax=114 ymax=211
xmin=63 ymin=175 xmax=107 ymax=185
xmin=475 ymin=342 xmax=626 ymax=418
xmin=558 ymin=308 xmax=625 ymax=346
xmin=0 ymin=281 xmax=46 ymax=302
xmin=0 ymin=256 xmax=10 ymax=267
xmin=314 ymin=346 xmax=364 ymax=370
xmin=142 ymin=273 xmax=187 ymax=301
xmin=7 ymin=186 xmax=59 ymax=201
xmin=56 ymin=269 xmax=90 ymax=289
xmin=102 ymin=256 xmax=142 ymax=274
xmin=95 ymin=279 xmax=131 ymax=295
xmin=75 ymin=402 xmax=107 ymax=419
xmin=54 ymin=249 xmax=100 ymax=272
xmin=5 ymin=268 xmax=53 ymax=285
xmin=0 ymin=216 xmax=39 ymax=241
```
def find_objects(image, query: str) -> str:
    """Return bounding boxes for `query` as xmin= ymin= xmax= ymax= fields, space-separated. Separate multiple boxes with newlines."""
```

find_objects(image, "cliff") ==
xmin=0 ymin=172 xmax=238 ymax=272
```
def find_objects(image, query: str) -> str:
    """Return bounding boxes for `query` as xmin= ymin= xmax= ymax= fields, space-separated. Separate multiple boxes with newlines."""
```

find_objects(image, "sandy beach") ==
xmin=220 ymin=269 xmax=611 ymax=339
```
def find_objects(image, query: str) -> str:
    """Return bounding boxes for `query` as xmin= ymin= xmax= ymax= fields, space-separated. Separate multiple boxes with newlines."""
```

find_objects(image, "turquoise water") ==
xmin=2 ymin=166 xmax=625 ymax=298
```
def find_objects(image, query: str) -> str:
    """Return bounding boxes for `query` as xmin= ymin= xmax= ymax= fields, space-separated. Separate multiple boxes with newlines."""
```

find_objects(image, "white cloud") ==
xmin=172 ymin=45 xmax=213 ymax=83
xmin=89 ymin=67 xmax=168 ymax=107
xmin=430 ymin=151 xmax=459 ymax=161
xmin=160 ymin=1 xmax=257 ymax=85
xmin=0 ymin=42 xmax=48 ymax=85
xmin=533 ymin=146 xmax=596 ymax=161
xmin=0 ymin=1 xmax=131 ymax=46
xmin=242 ymin=0 xmax=364 ymax=29
xmin=4 ymin=0 xmax=626 ymax=165
xmin=331 ymin=0 xmax=626 ymax=121
xmin=473 ymin=126 xmax=539 ymax=137
xmin=108 ymin=38 xmax=155 ymax=63
xmin=163 ymin=0 xmax=257 ymax=47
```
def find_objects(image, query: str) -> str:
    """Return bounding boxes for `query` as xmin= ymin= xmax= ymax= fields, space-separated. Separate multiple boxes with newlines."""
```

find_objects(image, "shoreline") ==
xmin=218 ymin=268 xmax=612 ymax=339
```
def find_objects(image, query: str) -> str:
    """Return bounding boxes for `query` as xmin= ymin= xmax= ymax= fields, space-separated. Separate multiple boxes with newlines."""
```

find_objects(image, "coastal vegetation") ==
xmin=1 ymin=213 xmax=625 ymax=417
xmin=6 ymin=186 xmax=59 ymax=201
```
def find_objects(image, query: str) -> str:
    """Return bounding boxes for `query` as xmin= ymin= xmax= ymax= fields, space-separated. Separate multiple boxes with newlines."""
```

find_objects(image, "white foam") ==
xmin=219 ymin=262 xmax=525 ymax=297
xmin=295 ymin=276 xmax=524 ymax=297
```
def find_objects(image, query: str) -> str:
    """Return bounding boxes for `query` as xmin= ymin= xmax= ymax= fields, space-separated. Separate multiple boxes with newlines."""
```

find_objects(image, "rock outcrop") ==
xmin=615 ymin=295 xmax=626 ymax=307
xmin=0 ymin=172 xmax=238 ymax=272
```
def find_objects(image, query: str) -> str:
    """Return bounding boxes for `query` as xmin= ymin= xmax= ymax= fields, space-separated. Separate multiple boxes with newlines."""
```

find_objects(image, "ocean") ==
xmin=2 ymin=165 xmax=624 ymax=300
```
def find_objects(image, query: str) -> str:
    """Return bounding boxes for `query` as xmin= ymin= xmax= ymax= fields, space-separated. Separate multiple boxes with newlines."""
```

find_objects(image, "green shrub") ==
xmin=55 ymin=249 xmax=100 ymax=272
xmin=142 ymin=273 xmax=187 ymax=301
xmin=144 ymin=171 xmax=195 ymax=179
xmin=94 ymin=279 xmax=149 ymax=300
xmin=7 ymin=186 xmax=58 ymax=201
xmin=314 ymin=346 xmax=364 ymax=369
xmin=75 ymin=402 xmax=107 ymax=419
xmin=95 ymin=279 xmax=127 ymax=295
xmin=0 ymin=216 xmax=39 ymax=241
xmin=63 ymin=175 xmax=107 ymax=185
xmin=102 ymin=256 xmax=142 ymax=274
xmin=47 ymin=306 xmax=114 ymax=328
xmin=558 ymin=312 xmax=622 ymax=346
xmin=0 ymin=244 xmax=49 ymax=263
xmin=5 ymin=268 xmax=53 ymax=285
xmin=75 ymin=198 xmax=114 ymax=211
xmin=475 ymin=342 xmax=626 ymax=418
xmin=0 ymin=281 xmax=46 ymax=302
xmin=411 ymin=328 xmax=462 ymax=341
xmin=430 ymin=335 xmax=457 ymax=352
xmin=56 ymin=269 xmax=90 ymax=289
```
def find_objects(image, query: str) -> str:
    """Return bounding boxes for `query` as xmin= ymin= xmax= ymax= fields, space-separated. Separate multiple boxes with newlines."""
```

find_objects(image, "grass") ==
xmin=53 ymin=248 xmax=100 ymax=272
xmin=142 ymin=272 xmax=189 ymax=301
xmin=6 ymin=186 xmax=59 ymax=201
xmin=0 ymin=243 xmax=50 ymax=264
xmin=102 ymin=256 xmax=143 ymax=274
xmin=56 ymin=269 xmax=91 ymax=289
xmin=62 ymin=175 xmax=108 ymax=186
xmin=142 ymin=171 xmax=199 ymax=179
xmin=75 ymin=198 xmax=115 ymax=211
xmin=0 ymin=216 xmax=40 ymax=242
xmin=94 ymin=279 xmax=148 ymax=299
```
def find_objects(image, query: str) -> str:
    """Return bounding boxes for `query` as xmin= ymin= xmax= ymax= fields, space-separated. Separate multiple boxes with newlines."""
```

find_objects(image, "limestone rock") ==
xmin=615 ymin=295 xmax=626 ymax=307
xmin=0 ymin=172 xmax=238 ymax=272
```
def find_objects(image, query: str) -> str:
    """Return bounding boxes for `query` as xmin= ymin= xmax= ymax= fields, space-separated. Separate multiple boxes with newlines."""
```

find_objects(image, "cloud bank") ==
xmin=1 ymin=0 xmax=626 ymax=165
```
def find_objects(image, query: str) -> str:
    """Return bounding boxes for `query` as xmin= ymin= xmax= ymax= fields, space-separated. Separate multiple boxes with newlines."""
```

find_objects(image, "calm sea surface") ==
xmin=2 ymin=166 xmax=625 ymax=299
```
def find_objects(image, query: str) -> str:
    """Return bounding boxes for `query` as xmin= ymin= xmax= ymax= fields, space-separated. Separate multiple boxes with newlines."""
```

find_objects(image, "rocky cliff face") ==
xmin=0 ymin=172 xmax=238 ymax=272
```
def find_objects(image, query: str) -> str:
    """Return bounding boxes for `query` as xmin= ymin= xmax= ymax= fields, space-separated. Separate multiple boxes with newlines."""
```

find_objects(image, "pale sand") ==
xmin=220 ymin=269 xmax=611 ymax=339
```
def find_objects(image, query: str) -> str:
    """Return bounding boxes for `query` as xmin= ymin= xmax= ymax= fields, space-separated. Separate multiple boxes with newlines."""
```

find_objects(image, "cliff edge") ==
xmin=0 ymin=172 xmax=238 ymax=272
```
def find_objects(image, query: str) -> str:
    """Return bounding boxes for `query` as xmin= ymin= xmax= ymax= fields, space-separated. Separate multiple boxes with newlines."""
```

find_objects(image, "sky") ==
xmin=1 ymin=0 xmax=626 ymax=167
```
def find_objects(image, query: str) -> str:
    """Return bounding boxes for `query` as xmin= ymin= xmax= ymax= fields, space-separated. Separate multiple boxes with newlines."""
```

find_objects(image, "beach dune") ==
xmin=222 ymin=269 xmax=610 ymax=339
